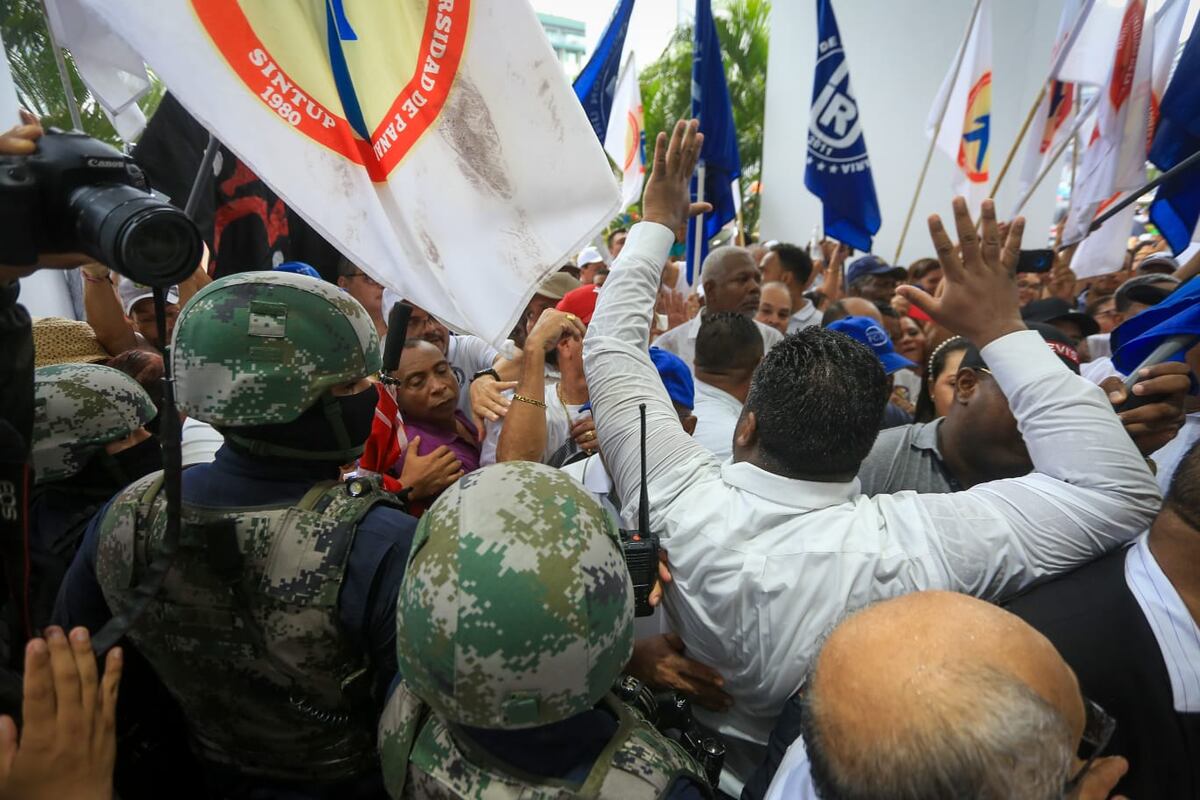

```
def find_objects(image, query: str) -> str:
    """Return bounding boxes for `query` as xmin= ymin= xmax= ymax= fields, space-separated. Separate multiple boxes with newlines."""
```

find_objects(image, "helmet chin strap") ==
xmin=226 ymin=391 xmax=366 ymax=463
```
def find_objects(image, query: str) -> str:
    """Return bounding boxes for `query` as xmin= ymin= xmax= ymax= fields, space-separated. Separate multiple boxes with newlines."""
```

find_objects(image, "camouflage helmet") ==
xmin=172 ymin=271 xmax=381 ymax=426
xmin=32 ymin=363 xmax=156 ymax=482
xmin=396 ymin=461 xmax=634 ymax=730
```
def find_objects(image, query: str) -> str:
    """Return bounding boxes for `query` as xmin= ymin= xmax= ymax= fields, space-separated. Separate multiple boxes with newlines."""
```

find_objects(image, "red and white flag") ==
xmin=603 ymin=52 xmax=645 ymax=211
xmin=927 ymin=0 xmax=993 ymax=213
xmin=66 ymin=0 xmax=621 ymax=345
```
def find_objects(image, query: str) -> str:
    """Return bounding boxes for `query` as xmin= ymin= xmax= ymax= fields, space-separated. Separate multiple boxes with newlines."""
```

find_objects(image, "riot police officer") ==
xmin=378 ymin=460 xmax=712 ymax=799
xmin=29 ymin=363 xmax=158 ymax=632
xmin=54 ymin=271 xmax=419 ymax=798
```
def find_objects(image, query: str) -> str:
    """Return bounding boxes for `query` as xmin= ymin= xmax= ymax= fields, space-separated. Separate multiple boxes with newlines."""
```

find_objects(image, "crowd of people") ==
xmin=2 ymin=103 xmax=1199 ymax=800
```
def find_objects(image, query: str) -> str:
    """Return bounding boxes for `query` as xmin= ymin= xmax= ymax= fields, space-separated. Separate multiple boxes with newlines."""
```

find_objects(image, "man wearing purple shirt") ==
xmin=390 ymin=340 xmax=481 ymax=506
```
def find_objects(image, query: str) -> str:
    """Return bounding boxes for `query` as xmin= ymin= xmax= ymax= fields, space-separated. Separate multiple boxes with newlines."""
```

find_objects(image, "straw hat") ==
xmin=32 ymin=317 xmax=110 ymax=368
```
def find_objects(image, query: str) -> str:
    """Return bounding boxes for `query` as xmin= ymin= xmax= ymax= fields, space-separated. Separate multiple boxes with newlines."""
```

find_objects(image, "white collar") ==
xmin=1125 ymin=533 xmax=1200 ymax=713
xmin=720 ymin=460 xmax=860 ymax=509
xmin=695 ymin=379 xmax=744 ymax=411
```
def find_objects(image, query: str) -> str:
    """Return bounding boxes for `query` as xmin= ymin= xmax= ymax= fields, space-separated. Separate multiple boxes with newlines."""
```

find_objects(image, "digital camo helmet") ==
xmin=32 ymin=363 xmax=156 ymax=482
xmin=396 ymin=461 xmax=635 ymax=729
xmin=171 ymin=271 xmax=381 ymax=426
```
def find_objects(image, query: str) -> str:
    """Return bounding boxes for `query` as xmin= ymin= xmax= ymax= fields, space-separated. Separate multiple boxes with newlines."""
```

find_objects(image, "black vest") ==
xmin=1005 ymin=547 xmax=1200 ymax=800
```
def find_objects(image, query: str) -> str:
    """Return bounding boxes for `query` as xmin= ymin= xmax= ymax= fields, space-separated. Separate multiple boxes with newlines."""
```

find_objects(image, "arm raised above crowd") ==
xmin=584 ymin=121 xmax=717 ymax=526
xmin=897 ymin=200 xmax=1161 ymax=600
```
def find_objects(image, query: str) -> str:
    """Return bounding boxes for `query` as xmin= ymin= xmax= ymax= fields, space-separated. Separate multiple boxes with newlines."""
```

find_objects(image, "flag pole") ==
xmin=989 ymin=0 xmax=1095 ymax=201
xmin=1011 ymin=92 xmax=1099 ymax=217
xmin=692 ymin=160 xmax=707 ymax=283
xmin=1057 ymin=92 xmax=1082 ymax=247
xmin=1067 ymin=149 xmax=1200 ymax=245
xmin=988 ymin=84 xmax=1045 ymax=200
xmin=893 ymin=0 xmax=983 ymax=264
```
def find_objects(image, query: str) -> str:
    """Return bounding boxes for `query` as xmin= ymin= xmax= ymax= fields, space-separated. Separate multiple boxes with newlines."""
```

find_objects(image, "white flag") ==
xmin=927 ymin=0 xmax=993 ymax=212
xmin=1067 ymin=0 xmax=1154 ymax=278
xmin=1055 ymin=0 xmax=1133 ymax=86
xmin=70 ymin=0 xmax=620 ymax=345
xmin=603 ymin=53 xmax=645 ymax=211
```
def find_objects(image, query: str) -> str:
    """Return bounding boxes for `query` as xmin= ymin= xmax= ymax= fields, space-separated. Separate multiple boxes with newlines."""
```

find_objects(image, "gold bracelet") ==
xmin=512 ymin=393 xmax=547 ymax=409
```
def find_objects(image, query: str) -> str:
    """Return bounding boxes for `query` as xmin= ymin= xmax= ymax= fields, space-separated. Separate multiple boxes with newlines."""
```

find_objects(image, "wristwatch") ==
xmin=471 ymin=367 xmax=501 ymax=383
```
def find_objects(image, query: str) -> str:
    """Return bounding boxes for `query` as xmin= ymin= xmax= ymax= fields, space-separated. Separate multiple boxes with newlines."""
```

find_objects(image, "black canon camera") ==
xmin=614 ymin=675 xmax=726 ymax=789
xmin=622 ymin=404 xmax=662 ymax=617
xmin=0 ymin=130 xmax=202 ymax=287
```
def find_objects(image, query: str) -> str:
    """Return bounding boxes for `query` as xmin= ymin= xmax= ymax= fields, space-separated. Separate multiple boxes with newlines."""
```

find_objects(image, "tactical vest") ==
xmin=95 ymin=470 xmax=401 ymax=783
xmin=378 ymin=681 xmax=712 ymax=799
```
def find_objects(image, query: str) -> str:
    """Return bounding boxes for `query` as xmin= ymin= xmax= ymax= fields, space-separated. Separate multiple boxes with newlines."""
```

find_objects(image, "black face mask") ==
xmin=226 ymin=386 xmax=379 ymax=463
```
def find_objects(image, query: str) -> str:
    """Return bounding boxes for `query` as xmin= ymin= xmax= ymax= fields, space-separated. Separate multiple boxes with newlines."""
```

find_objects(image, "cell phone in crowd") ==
xmin=1016 ymin=249 xmax=1055 ymax=273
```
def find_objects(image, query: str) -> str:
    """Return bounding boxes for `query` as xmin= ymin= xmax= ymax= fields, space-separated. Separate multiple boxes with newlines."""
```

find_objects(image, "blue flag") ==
xmin=687 ymin=0 xmax=742 ymax=281
xmin=573 ymin=0 xmax=637 ymax=143
xmin=804 ymin=0 xmax=880 ymax=252
xmin=1111 ymin=278 xmax=1200 ymax=375
xmin=1148 ymin=22 xmax=1200 ymax=256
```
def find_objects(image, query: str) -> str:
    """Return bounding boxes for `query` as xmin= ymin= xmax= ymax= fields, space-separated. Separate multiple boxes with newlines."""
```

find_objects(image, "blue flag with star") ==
xmin=686 ymin=0 xmax=742 ymax=282
xmin=804 ymin=0 xmax=880 ymax=252
xmin=573 ymin=0 xmax=637 ymax=143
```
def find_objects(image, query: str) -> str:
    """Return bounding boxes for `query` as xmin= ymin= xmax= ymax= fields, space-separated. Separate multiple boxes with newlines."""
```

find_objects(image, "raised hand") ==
xmin=642 ymin=119 xmax=711 ymax=242
xmin=897 ymin=198 xmax=1026 ymax=349
xmin=526 ymin=308 xmax=586 ymax=354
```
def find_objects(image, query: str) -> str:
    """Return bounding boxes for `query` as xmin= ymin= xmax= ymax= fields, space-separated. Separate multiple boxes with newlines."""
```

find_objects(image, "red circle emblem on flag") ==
xmin=191 ymin=0 xmax=470 ymax=182
xmin=956 ymin=72 xmax=991 ymax=184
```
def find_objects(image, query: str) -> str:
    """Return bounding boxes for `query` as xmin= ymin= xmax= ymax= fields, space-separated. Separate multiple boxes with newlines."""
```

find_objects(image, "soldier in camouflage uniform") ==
xmin=29 ymin=363 xmax=159 ymax=631
xmin=378 ymin=460 xmax=712 ymax=799
xmin=53 ymin=271 xmax=420 ymax=799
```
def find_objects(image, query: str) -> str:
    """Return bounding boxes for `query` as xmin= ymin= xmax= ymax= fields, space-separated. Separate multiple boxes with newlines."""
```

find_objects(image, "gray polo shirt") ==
xmin=856 ymin=418 xmax=960 ymax=496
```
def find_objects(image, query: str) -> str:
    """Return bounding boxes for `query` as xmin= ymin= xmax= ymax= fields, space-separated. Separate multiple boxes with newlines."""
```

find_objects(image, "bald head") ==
xmin=701 ymin=246 xmax=761 ymax=315
xmin=803 ymin=591 xmax=1082 ymax=800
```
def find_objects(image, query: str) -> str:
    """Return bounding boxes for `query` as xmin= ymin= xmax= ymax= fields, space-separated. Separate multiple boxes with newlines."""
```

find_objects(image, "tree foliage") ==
xmin=1 ymin=0 xmax=162 ymax=146
xmin=641 ymin=0 xmax=770 ymax=238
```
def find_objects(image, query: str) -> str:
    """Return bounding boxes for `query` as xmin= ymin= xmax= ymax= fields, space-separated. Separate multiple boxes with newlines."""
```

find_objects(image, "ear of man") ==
xmin=954 ymin=368 xmax=979 ymax=403
xmin=735 ymin=410 xmax=758 ymax=449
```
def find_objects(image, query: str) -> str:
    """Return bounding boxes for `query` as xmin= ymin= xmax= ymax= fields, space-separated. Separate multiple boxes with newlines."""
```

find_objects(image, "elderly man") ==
xmin=845 ymin=255 xmax=906 ymax=305
xmin=763 ymin=592 xmax=1128 ymax=800
xmin=584 ymin=120 xmax=1159 ymax=793
xmin=654 ymin=246 xmax=782 ymax=371
xmin=760 ymin=243 xmax=820 ymax=331
xmin=755 ymin=281 xmax=792 ymax=336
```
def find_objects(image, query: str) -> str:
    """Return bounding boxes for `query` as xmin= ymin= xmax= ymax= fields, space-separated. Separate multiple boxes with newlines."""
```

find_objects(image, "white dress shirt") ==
xmin=692 ymin=379 xmax=742 ymax=462
xmin=1126 ymin=533 xmax=1200 ymax=713
xmin=583 ymin=222 xmax=1161 ymax=792
xmin=479 ymin=366 xmax=585 ymax=467
xmin=653 ymin=308 xmax=783 ymax=372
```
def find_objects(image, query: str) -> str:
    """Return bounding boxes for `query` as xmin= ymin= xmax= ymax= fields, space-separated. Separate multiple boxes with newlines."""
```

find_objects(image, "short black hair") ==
xmin=908 ymin=258 xmax=940 ymax=282
xmin=1166 ymin=439 xmax=1200 ymax=531
xmin=746 ymin=327 xmax=887 ymax=477
xmin=695 ymin=312 xmax=763 ymax=373
xmin=770 ymin=243 xmax=814 ymax=286
xmin=606 ymin=228 xmax=628 ymax=247
xmin=336 ymin=255 xmax=358 ymax=278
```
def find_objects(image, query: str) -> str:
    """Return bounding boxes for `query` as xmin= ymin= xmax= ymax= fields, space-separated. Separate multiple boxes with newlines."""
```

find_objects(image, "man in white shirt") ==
xmin=760 ymin=243 xmax=821 ymax=332
xmin=583 ymin=120 xmax=1160 ymax=793
xmin=692 ymin=313 xmax=761 ymax=462
xmin=654 ymin=245 xmax=782 ymax=371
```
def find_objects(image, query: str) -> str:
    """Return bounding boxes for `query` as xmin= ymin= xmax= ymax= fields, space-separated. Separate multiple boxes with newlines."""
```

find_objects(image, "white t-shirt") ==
xmin=447 ymin=334 xmax=500 ymax=418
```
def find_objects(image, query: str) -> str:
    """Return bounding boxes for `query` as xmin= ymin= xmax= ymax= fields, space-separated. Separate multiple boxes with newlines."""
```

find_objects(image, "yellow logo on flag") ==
xmin=956 ymin=72 xmax=991 ymax=184
xmin=192 ymin=0 xmax=470 ymax=181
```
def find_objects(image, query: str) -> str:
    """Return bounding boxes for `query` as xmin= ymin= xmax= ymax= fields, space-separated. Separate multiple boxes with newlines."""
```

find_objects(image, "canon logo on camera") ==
xmin=85 ymin=157 xmax=126 ymax=169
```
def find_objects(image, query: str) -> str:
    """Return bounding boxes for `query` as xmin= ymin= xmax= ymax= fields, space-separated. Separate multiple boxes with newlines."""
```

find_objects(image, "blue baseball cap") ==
xmin=649 ymin=347 xmax=695 ymax=410
xmin=827 ymin=316 xmax=916 ymax=375
xmin=274 ymin=261 xmax=323 ymax=280
xmin=846 ymin=255 xmax=907 ymax=287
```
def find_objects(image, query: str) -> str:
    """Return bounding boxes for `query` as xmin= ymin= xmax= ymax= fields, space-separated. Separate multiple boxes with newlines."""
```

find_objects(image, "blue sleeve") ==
xmin=338 ymin=504 xmax=418 ymax=699
xmin=666 ymin=778 xmax=711 ymax=799
xmin=51 ymin=503 xmax=114 ymax=632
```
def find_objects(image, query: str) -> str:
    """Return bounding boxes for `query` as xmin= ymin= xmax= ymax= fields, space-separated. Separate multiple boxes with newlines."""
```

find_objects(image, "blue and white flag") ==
xmin=1148 ymin=20 xmax=1200 ymax=256
xmin=687 ymin=0 xmax=741 ymax=280
xmin=804 ymin=0 xmax=880 ymax=252
xmin=574 ymin=0 xmax=636 ymax=143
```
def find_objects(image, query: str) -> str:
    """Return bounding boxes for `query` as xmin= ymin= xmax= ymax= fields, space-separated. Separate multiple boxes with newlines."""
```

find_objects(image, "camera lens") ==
xmin=69 ymin=184 xmax=202 ymax=287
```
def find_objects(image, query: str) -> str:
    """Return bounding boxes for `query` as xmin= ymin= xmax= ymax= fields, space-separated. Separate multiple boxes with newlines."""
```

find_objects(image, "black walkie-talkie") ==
xmin=619 ymin=404 xmax=660 ymax=617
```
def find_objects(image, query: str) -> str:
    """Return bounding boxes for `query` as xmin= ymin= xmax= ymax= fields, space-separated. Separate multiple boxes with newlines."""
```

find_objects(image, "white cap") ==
xmin=117 ymin=276 xmax=179 ymax=316
xmin=577 ymin=246 xmax=605 ymax=266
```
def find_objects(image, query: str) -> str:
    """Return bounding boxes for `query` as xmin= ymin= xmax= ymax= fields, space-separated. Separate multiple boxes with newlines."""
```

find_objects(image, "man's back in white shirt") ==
xmin=584 ymin=222 xmax=1161 ymax=792
xmin=655 ymin=312 xmax=781 ymax=372
xmin=691 ymin=379 xmax=742 ymax=462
